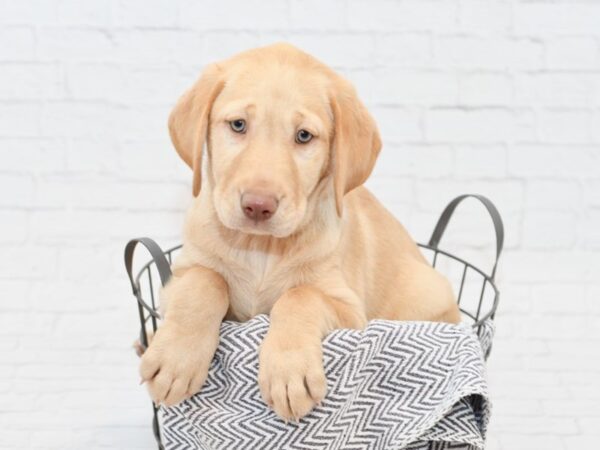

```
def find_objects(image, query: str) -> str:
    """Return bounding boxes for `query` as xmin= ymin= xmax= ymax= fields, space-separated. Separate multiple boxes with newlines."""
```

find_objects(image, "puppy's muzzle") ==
xmin=240 ymin=191 xmax=279 ymax=221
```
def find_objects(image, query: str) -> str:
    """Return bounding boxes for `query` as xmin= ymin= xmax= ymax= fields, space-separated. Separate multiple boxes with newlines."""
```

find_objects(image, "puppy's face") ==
xmin=169 ymin=44 xmax=381 ymax=238
xmin=208 ymin=62 xmax=332 ymax=237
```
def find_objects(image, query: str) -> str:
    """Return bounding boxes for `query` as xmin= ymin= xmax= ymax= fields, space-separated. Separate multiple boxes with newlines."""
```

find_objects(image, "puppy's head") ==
xmin=169 ymin=43 xmax=381 ymax=238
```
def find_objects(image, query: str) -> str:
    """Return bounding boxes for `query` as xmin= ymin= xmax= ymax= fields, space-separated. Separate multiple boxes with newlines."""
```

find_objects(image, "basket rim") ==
xmin=132 ymin=242 xmax=499 ymax=329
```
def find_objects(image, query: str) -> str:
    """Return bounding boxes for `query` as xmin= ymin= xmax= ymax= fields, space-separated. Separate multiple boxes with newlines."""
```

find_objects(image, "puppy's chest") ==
xmin=218 ymin=251 xmax=312 ymax=320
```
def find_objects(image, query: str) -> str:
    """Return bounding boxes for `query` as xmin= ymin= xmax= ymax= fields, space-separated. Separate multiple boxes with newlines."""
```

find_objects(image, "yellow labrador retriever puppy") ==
xmin=140 ymin=43 xmax=460 ymax=421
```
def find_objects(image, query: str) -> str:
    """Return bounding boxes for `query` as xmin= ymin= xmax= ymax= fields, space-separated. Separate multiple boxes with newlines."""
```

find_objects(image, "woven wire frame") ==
xmin=131 ymin=245 xmax=179 ymax=450
xmin=418 ymin=244 xmax=499 ymax=330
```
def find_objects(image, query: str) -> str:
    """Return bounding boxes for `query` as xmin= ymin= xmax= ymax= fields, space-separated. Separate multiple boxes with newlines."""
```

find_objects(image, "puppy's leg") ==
xmin=386 ymin=260 xmax=460 ymax=324
xmin=258 ymin=285 xmax=364 ymax=421
xmin=139 ymin=266 xmax=229 ymax=406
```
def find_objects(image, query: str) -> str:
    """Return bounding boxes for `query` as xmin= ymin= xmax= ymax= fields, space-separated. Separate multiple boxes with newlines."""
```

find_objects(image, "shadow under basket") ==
xmin=124 ymin=194 xmax=504 ymax=450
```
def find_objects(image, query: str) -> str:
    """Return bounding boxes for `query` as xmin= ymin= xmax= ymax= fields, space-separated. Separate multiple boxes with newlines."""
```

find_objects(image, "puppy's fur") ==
xmin=139 ymin=44 xmax=460 ymax=421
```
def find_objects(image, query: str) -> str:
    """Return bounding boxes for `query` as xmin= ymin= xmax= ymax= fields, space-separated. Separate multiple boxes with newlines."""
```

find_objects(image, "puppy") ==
xmin=139 ymin=43 xmax=460 ymax=421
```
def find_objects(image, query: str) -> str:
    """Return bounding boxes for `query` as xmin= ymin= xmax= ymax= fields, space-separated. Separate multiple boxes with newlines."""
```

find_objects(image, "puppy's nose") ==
xmin=240 ymin=191 xmax=279 ymax=221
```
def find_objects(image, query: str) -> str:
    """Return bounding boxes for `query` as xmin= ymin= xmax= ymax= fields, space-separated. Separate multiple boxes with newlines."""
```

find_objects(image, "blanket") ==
xmin=161 ymin=316 xmax=493 ymax=450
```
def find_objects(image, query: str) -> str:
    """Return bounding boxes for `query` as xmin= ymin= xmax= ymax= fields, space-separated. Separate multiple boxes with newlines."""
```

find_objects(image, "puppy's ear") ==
xmin=168 ymin=64 xmax=225 ymax=196
xmin=330 ymin=78 xmax=381 ymax=215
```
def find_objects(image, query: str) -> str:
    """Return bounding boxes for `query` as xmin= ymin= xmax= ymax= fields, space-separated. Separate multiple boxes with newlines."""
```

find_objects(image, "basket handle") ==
xmin=124 ymin=237 xmax=173 ymax=295
xmin=427 ymin=194 xmax=504 ymax=279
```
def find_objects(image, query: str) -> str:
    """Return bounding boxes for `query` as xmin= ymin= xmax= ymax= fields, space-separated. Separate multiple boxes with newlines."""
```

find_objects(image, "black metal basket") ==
xmin=124 ymin=194 xmax=504 ymax=450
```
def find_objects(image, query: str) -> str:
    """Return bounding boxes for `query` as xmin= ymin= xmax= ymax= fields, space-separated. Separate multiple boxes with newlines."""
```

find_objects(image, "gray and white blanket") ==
xmin=161 ymin=316 xmax=493 ymax=450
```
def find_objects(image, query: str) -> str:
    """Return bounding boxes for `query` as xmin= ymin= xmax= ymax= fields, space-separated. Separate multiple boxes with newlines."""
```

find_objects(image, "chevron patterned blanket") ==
xmin=161 ymin=316 xmax=493 ymax=450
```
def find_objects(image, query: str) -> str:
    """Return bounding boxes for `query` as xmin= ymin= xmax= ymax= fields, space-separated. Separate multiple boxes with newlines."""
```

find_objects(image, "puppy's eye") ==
xmin=229 ymin=119 xmax=246 ymax=133
xmin=296 ymin=129 xmax=313 ymax=144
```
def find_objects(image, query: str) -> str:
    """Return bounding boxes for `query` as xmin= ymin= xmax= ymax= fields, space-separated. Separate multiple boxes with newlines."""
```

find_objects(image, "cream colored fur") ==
xmin=139 ymin=43 xmax=460 ymax=421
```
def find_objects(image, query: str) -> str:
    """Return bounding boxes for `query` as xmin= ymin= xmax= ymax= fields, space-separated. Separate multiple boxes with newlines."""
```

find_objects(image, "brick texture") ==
xmin=0 ymin=0 xmax=599 ymax=448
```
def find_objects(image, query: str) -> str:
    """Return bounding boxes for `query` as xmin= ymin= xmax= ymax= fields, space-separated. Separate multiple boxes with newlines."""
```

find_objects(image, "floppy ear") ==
xmin=168 ymin=64 xmax=225 ymax=196
xmin=330 ymin=79 xmax=382 ymax=216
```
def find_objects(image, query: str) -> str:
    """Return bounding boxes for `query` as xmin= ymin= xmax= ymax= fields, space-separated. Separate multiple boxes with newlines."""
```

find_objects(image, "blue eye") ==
xmin=230 ymin=119 xmax=246 ymax=133
xmin=296 ymin=129 xmax=313 ymax=144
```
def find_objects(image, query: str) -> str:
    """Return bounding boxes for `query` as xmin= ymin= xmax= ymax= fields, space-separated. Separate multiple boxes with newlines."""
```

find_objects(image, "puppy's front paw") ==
xmin=258 ymin=333 xmax=327 ymax=421
xmin=139 ymin=324 xmax=219 ymax=407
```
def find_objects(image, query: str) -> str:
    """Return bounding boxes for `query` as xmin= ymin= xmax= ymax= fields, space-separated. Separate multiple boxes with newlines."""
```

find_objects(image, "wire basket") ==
xmin=124 ymin=194 xmax=504 ymax=450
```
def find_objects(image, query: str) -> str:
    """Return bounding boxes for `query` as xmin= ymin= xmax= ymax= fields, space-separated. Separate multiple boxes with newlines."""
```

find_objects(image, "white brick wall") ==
xmin=0 ymin=0 xmax=598 ymax=448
